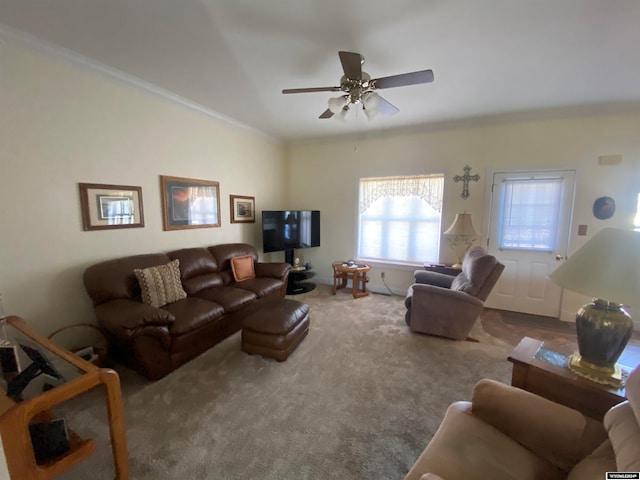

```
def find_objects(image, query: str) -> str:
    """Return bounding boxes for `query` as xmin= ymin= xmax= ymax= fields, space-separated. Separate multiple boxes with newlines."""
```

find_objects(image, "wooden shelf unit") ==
xmin=0 ymin=316 xmax=129 ymax=479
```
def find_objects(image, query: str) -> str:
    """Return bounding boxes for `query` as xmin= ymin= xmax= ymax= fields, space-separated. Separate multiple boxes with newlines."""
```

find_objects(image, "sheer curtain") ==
xmin=358 ymin=175 xmax=444 ymax=264
xmin=359 ymin=175 xmax=443 ymax=214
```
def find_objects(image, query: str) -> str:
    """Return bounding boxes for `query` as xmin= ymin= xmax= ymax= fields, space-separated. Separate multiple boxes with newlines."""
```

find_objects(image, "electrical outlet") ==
xmin=381 ymin=271 xmax=385 ymax=279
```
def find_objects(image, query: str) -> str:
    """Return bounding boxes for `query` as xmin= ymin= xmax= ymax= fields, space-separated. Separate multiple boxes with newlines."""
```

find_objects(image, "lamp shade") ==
xmin=328 ymin=96 xmax=347 ymax=114
xmin=444 ymin=213 xmax=480 ymax=237
xmin=549 ymin=228 xmax=640 ymax=307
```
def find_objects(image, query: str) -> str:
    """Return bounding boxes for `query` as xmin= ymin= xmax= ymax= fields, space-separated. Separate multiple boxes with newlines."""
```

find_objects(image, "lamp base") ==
xmin=567 ymin=353 xmax=626 ymax=387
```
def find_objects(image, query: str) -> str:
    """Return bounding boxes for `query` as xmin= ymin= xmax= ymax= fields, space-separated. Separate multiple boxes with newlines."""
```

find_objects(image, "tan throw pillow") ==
xmin=134 ymin=259 xmax=187 ymax=308
xmin=231 ymin=255 xmax=255 ymax=282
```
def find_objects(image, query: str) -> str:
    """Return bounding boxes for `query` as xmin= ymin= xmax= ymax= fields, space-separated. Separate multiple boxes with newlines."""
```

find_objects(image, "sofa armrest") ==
xmin=471 ymin=379 xmax=607 ymax=471
xmin=95 ymin=299 xmax=174 ymax=348
xmin=414 ymin=270 xmax=455 ymax=288
xmin=255 ymin=262 xmax=291 ymax=280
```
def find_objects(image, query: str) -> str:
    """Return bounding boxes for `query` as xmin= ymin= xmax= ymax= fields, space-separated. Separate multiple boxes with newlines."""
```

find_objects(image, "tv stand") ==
xmin=284 ymin=248 xmax=295 ymax=267
xmin=287 ymin=268 xmax=316 ymax=295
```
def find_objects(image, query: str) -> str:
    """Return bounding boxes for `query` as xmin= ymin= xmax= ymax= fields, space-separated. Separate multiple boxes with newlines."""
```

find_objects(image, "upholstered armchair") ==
xmin=405 ymin=247 xmax=504 ymax=340
xmin=404 ymin=366 xmax=640 ymax=480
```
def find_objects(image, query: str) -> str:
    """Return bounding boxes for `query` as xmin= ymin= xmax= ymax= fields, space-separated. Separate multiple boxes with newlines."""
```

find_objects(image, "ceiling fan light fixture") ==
xmin=328 ymin=95 xmax=348 ymax=114
xmin=363 ymin=105 xmax=378 ymax=120
xmin=362 ymin=91 xmax=380 ymax=120
xmin=283 ymin=51 xmax=434 ymax=122
xmin=336 ymin=105 xmax=350 ymax=122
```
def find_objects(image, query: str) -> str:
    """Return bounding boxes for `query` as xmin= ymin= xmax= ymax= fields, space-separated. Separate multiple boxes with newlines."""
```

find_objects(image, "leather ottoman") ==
xmin=241 ymin=299 xmax=310 ymax=361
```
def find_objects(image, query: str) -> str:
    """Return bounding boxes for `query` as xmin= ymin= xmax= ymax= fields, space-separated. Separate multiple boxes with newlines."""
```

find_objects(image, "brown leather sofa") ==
xmin=83 ymin=243 xmax=290 ymax=379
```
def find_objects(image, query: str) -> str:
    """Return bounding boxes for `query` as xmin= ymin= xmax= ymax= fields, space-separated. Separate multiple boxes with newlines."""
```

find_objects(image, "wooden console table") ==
xmin=331 ymin=262 xmax=370 ymax=298
xmin=0 ymin=316 xmax=128 ymax=479
xmin=507 ymin=336 xmax=635 ymax=421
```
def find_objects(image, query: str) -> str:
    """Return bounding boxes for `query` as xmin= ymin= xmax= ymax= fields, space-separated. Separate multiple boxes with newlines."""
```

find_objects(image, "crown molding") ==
xmin=0 ymin=22 xmax=281 ymax=145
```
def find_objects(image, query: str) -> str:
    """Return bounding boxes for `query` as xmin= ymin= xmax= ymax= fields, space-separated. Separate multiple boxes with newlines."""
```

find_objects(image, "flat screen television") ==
xmin=262 ymin=210 xmax=320 ymax=265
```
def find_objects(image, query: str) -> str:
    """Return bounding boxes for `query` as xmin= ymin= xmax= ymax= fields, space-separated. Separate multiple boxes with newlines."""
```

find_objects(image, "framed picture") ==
xmin=230 ymin=195 xmax=256 ymax=224
xmin=160 ymin=175 xmax=221 ymax=230
xmin=78 ymin=183 xmax=144 ymax=231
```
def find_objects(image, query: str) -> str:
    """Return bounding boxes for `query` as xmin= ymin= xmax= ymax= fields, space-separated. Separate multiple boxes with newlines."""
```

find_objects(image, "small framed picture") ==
xmin=161 ymin=175 xmax=221 ymax=230
xmin=79 ymin=183 xmax=144 ymax=231
xmin=229 ymin=195 xmax=255 ymax=224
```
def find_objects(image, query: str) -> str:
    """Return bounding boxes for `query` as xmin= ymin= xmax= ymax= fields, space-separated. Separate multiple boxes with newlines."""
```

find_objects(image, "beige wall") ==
xmin=3 ymin=40 xmax=639 ymax=339
xmin=0 ymin=42 xmax=287 ymax=335
xmin=286 ymin=114 xmax=640 ymax=320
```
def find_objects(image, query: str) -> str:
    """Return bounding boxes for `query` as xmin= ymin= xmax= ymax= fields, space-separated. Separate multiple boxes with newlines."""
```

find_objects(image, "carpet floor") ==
xmin=59 ymin=285 xmax=513 ymax=480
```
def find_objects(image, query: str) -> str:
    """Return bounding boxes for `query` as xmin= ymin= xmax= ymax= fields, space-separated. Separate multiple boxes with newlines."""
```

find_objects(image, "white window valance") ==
xmin=359 ymin=174 xmax=444 ymax=213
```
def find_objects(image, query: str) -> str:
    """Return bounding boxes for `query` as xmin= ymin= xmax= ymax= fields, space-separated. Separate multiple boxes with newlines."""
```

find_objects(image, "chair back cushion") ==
xmin=84 ymin=253 xmax=171 ymax=306
xmin=167 ymin=248 xmax=223 ymax=295
xmin=451 ymin=247 xmax=505 ymax=300
xmin=604 ymin=365 xmax=640 ymax=472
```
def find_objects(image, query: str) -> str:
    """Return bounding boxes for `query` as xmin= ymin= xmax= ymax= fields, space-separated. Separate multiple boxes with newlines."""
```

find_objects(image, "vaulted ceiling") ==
xmin=3 ymin=0 xmax=640 ymax=143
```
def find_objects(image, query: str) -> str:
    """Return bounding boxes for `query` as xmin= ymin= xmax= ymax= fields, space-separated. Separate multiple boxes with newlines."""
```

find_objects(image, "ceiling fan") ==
xmin=282 ymin=51 xmax=434 ymax=120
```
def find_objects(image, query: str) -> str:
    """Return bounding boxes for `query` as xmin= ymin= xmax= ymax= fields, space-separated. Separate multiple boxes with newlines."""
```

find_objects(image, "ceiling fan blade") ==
xmin=376 ymin=95 xmax=399 ymax=116
xmin=319 ymin=108 xmax=334 ymax=119
xmin=282 ymin=86 xmax=341 ymax=94
xmin=372 ymin=69 xmax=434 ymax=89
xmin=338 ymin=51 xmax=363 ymax=80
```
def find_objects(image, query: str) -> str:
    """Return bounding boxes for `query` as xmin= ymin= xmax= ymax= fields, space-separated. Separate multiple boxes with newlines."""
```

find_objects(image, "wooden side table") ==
xmin=507 ymin=337 xmax=633 ymax=421
xmin=0 ymin=316 xmax=129 ymax=479
xmin=331 ymin=262 xmax=371 ymax=298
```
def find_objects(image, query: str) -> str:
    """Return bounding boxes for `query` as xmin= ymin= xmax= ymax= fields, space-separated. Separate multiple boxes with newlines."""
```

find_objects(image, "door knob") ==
xmin=555 ymin=254 xmax=565 ymax=261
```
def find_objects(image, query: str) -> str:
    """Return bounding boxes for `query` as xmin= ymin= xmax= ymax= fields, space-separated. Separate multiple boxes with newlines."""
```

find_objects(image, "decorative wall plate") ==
xmin=593 ymin=196 xmax=615 ymax=220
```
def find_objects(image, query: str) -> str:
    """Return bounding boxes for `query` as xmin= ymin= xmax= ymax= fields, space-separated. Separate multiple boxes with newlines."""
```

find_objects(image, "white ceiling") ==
xmin=3 ymin=0 xmax=640 ymax=143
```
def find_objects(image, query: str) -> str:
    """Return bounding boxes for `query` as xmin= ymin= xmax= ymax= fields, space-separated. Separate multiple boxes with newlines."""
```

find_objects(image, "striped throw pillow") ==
xmin=134 ymin=259 xmax=187 ymax=308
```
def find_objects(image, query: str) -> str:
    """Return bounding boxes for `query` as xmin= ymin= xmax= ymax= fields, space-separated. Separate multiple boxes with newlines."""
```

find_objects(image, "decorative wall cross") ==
xmin=454 ymin=165 xmax=480 ymax=199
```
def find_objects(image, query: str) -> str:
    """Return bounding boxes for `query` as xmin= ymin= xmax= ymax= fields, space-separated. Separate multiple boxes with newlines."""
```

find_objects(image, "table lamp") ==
xmin=549 ymin=228 xmax=640 ymax=386
xmin=443 ymin=213 xmax=480 ymax=267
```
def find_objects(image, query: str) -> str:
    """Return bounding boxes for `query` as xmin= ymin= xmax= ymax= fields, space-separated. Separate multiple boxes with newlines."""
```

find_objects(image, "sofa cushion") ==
xmin=195 ymin=286 xmax=258 ymax=313
xmin=471 ymin=379 xmax=607 ymax=471
xmin=209 ymin=243 xmax=258 ymax=274
xmin=234 ymin=277 xmax=284 ymax=298
xmin=167 ymin=248 xmax=223 ymax=295
xmin=604 ymin=366 xmax=640 ymax=472
xmin=231 ymin=255 xmax=256 ymax=282
xmin=162 ymin=297 xmax=225 ymax=335
xmin=403 ymin=401 xmax=565 ymax=480
xmin=625 ymin=364 xmax=640 ymax=425
xmin=84 ymin=253 xmax=171 ymax=305
xmin=567 ymin=440 xmax=616 ymax=480
xmin=604 ymin=401 xmax=640 ymax=472
xmin=134 ymin=260 xmax=187 ymax=308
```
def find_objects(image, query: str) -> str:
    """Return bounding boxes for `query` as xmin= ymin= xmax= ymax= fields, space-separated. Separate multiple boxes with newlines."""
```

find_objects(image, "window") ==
xmin=357 ymin=174 xmax=444 ymax=264
xmin=498 ymin=177 xmax=562 ymax=251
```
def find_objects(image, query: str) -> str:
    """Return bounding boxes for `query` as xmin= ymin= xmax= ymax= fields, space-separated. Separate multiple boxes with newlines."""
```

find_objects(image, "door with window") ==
xmin=485 ymin=170 xmax=576 ymax=317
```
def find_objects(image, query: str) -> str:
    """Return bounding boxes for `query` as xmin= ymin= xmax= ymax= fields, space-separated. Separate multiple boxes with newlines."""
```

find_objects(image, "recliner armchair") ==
xmin=404 ymin=366 xmax=640 ymax=480
xmin=405 ymin=247 xmax=504 ymax=340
